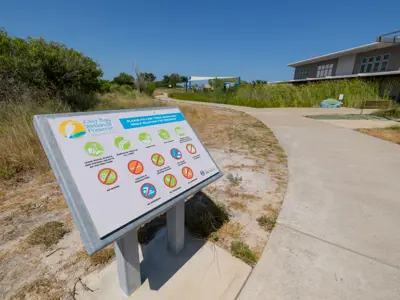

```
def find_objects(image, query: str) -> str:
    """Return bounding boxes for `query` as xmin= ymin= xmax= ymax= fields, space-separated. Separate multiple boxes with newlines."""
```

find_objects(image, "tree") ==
xmin=140 ymin=72 xmax=156 ymax=83
xmin=169 ymin=73 xmax=181 ymax=88
xmin=112 ymin=72 xmax=135 ymax=87
xmin=252 ymin=80 xmax=267 ymax=86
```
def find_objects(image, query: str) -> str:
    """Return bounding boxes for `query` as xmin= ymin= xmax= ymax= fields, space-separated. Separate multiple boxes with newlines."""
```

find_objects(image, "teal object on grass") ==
xmin=320 ymin=98 xmax=343 ymax=108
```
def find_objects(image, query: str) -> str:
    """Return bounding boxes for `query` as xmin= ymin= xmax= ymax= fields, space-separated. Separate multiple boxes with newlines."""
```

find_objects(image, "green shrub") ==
xmin=112 ymin=72 xmax=135 ymax=87
xmin=109 ymin=84 xmax=136 ymax=97
xmin=230 ymin=241 xmax=257 ymax=266
xmin=169 ymin=79 xmax=389 ymax=108
xmin=144 ymin=82 xmax=157 ymax=96
xmin=0 ymin=28 xmax=103 ymax=110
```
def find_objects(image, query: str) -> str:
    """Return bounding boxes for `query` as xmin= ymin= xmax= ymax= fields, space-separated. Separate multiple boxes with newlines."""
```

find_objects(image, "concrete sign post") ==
xmin=34 ymin=107 xmax=222 ymax=296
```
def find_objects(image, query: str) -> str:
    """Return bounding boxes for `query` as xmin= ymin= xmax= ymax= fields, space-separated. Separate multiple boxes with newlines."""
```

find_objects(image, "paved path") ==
xmin=157 ymin=96 xmax=400 ymax=299
xmin=236 ymin=108 xmax=400 ymax=300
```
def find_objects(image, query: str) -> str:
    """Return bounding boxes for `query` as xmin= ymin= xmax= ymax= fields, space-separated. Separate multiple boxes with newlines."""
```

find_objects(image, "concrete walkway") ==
xmin=157 ymin=96 xmax=400 ymax=299
xmin=236 ymin=108 xmax=400 ymax=300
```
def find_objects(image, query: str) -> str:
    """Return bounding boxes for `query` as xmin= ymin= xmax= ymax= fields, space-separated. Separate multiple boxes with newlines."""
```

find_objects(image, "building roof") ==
xmin=288 ymin=42 xmax=395 ymax=68
xmin=271 ymin=69 xmax=400 ymax=84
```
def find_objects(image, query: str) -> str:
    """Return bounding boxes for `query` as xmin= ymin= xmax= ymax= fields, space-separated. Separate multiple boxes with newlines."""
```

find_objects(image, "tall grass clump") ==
xmin=170 ymin=79 xmax=389 ymax=108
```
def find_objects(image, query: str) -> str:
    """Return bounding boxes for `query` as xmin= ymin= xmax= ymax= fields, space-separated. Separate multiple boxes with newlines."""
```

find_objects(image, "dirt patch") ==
xmin=0 ymin=102 xmax=288 ymax=298
xmin=357 ymin=126 xmax=400 ymax=145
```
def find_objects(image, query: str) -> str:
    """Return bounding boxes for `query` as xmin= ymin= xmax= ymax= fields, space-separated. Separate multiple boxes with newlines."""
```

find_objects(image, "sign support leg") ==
xmin=114 ymin=229 xmax=141 ymax=296
xmin=167 ymin=200 xmax=185 ymax=254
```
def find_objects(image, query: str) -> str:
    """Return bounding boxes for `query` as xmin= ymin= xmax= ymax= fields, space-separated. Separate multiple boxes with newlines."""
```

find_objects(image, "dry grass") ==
xmin=85 ymin=245 xmax=115 ymax=266
xmin=185 ymin=192 xmax=229 ymax=238
xmin=357 ymin=126 xmax=400 ymax=145
xmin=230 ymin=241 xmax=258 ymax=266
xmin=10 ymin=277 xmax=66 ymax=300
xmin=229 ymin=200 xmax=247 ymax=212
xmin=216 ymin=221 xmax=242 ymax=240
xmin=25 ymin=221 xmax=69 ymax=248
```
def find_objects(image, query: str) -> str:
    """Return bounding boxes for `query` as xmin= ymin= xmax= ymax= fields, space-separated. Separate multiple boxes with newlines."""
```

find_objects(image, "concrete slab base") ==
xmin=77 ymin=228 xmax=251 ymax=300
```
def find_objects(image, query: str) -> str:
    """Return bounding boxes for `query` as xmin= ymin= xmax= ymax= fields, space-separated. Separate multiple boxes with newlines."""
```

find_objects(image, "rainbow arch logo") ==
xmin=58 ymin=120 xmax=87 ymax=139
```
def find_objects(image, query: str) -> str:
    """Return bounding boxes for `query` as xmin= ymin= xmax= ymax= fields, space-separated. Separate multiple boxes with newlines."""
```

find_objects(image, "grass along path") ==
xmin=0 ymin=95 xmax=288 ymax=299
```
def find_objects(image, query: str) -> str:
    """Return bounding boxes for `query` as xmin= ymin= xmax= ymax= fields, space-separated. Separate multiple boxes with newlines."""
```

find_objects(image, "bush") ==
xmin=0 ymin=28 xmax=103 ymax=110
xmin=144 ymin=82 xmax=157 ymax=96
xmin=109 ymin=84 xmax=136 ymax=97
xmin=112 ymin=72 xmax=135 ymax=87
xmin=169 ymin=79 xmax=390 ymax=108
xmin=99 ymin=79 xmax=112 ymax=94
xmin=230 ymin=241 xmax=257 ymax=266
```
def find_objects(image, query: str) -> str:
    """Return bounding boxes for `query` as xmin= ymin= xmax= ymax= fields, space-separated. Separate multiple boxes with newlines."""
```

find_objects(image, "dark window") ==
xmin=384 ymin=54 xmax=390 ymax=60
xmin=361 ymin=57 xmax=367 ymax=64
xmin=381 ymin=61 xmax=388 ymax=71
xmin=360 ymin=65 xmax=366 ymax=73
xmin=373 ymin=63 xmax=380 ymax=72
xmin=366 ymin=64 xmax=373 ymax=72
xmin=376 ymin=56 xmax=381 ymax=62
xmin=368 ymin=57 xmax=374 ymax=62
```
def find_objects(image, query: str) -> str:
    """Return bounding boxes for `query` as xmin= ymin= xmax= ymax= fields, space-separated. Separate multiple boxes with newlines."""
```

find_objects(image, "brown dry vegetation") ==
xmin=357 ymin=126 xmax=400 ymax=145
xmin=0 ymin=94 xmax=288 ymax=298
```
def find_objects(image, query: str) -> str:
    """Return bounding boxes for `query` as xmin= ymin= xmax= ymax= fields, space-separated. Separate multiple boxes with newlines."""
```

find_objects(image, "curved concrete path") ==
xmin=236 ymin=108 xmax=400 ymax=300
xmin=157 ymin=95 xmax=400 ymax=299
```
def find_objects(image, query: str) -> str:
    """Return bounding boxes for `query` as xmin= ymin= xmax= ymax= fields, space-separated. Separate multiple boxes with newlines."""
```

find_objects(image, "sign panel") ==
xmin=43 ymin=107 xmax=219 ymax=238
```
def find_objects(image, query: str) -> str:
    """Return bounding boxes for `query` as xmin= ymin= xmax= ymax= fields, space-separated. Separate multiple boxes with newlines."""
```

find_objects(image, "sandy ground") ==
xmin=0 ymin=103 xmax=287 ymax=299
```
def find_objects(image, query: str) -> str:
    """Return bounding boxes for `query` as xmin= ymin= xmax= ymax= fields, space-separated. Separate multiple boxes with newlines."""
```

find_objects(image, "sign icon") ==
xmin=182 ymin=166 xmax=194 ymax=179
xmin=151 ymin=153 xmax=165 ymax=166
xmin=138 ymin=132 xmax=152 ymax=144
xmin=174 ymin=126 xmax=185 ymax=136
xmin=58 ymin=120 xmax=86 ymax=139
xmin=170 ymin=148 xmax=182 ymax=160
xmin=158 ymin=129 xmax=170 ymax=140
xmin=114 ymin=136 xmax=131 ymax=150
xmin=186 ymin=144 xmax=197 ymax=154
xmin=84 ymin=142 xmax=104 ymax=157
xmin=164 ymin=174 xmax=177 ymax=188
xmin=141 ymin=183 xmax=157 ymax=199
xmin=98 ymin=168 xmax=118 ymax=185
xmin=128 ymin=160 xmax=144 ymax=175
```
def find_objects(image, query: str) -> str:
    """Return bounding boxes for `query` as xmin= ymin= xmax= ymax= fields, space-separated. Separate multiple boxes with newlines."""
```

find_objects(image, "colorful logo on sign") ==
xmin=58 ymin=120 xmax=86 ymax=139
xmin=158 ymin=129 xmax=170 ymax=140
xmin=84 ymin=142 xmax=104 ymax=157
xmin=128 ymin=160 xmax=144 ymax=175
xmin=164 ymin=174 xmax=177 ymax=188
xmin=98 ymin=168 xmax=118 ymax=185
xmin=138 ymin=132 xmax=152 ymax=144
xmin=182 ymin=166 xmax=194 ymax=179
xmin=114 ymin=136 xmax=131 ymax=150
xmin=151 ymin=153 xmax=165 ymax=166
xmin=141 ymin=183 xmax=157 ymax=199
xmin=170 ymin=148 xmax=182 ymax=160
xmin=186 ymin=144 xmax=197 ymax=154
xmin=174 ymin=126 xmax=185 ymax=136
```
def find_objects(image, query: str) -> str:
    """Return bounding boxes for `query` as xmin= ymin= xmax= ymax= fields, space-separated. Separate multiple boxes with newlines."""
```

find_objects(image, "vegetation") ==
xmin=0 ymin=28 xmax=103 ymax=111
xmin=112 ymin=72 xmax=135 ymax=87
xmin=257 ymin=215 xmax=277 ymax=231
xmin=170 ymin=79 xmax=390 ymax=108
xmin=357 ymin=125 xmax=400 ymax=145
xmin=371 ymin=106 xmax=400 ymax=119
xmin=230 ymin=241 xmax=258 ymax=266
xmin=25 ymin=221 xmax=69 ymax=248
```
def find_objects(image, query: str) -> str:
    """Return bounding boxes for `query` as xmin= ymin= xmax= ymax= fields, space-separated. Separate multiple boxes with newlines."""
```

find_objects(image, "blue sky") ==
xmin=1 ymin=0 xmax=400 ymax=82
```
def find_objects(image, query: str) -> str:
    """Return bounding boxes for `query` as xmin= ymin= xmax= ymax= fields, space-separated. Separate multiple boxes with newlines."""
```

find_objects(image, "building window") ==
xmin=316 ymin=64 xmax=333 ymax=78
xmin=297 ymin=68 xmax=308 ymax=79
xmin=360 ymin=54 xmax=390 ymax=73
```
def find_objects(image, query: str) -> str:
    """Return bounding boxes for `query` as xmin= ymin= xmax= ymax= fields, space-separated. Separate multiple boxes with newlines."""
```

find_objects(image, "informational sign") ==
xmin=43 ymin=107 xmax=220 ymax=238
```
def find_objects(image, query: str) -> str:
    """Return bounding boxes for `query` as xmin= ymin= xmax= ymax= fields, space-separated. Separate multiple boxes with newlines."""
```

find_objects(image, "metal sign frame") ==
xmin=34 ymin=106 xmax=223 ymax=255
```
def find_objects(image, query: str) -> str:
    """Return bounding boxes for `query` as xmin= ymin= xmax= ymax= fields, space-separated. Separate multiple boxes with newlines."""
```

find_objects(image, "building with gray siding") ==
xmin=283 ymin=39 xmax=400 ymax=100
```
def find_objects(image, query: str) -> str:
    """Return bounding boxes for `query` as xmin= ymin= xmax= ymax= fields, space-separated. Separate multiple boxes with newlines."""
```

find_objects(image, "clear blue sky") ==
xmin=1 ymin=0 xmax=400 ymax=82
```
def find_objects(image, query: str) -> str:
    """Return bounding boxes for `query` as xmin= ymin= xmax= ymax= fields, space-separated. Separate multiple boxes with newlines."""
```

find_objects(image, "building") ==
xmin=285 ymin=31 xmax=400 ymax=100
